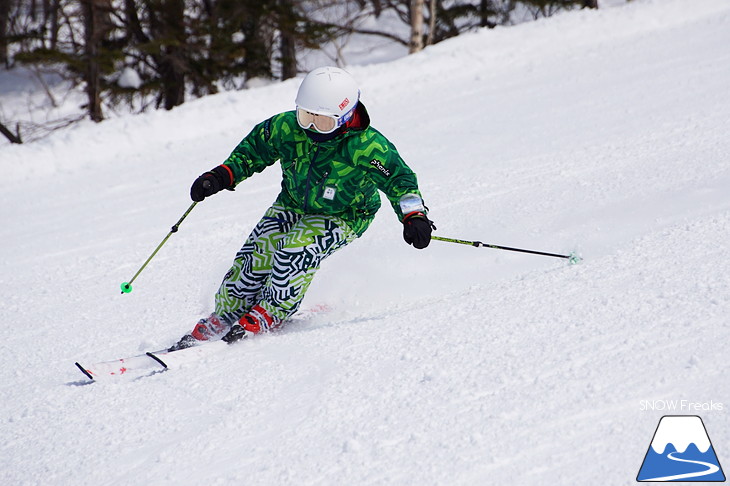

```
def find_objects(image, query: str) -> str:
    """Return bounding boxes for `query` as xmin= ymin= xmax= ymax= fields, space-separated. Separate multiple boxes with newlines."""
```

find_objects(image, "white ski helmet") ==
xmin=295 ymin=66 xmax=360 ymax=120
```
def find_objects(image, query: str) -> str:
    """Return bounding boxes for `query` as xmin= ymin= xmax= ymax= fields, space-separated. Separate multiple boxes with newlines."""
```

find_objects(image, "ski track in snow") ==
xmin=1 ymin=0 xmax=729 ymax=484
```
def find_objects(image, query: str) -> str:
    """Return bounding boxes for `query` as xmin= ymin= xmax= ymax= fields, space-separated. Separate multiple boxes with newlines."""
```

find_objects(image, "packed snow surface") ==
xmin=1 ymin=0 xmax=729 ymax=484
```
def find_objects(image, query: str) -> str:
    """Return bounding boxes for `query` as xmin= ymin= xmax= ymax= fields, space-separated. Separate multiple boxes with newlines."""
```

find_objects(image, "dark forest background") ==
xmin=1 ymin=0 xmax=615 ymax=143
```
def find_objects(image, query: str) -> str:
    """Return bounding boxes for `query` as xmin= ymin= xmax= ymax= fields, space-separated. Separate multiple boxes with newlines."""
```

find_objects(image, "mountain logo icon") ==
xmin=637 ymin=415 xmax=726 ymax=482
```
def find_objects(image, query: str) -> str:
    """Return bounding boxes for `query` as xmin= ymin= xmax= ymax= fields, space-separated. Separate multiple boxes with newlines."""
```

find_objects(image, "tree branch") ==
xmin=0 ymin=120 xmax=22 ymax=144
xmin=310 ymin=19 xmax=408 ymax=46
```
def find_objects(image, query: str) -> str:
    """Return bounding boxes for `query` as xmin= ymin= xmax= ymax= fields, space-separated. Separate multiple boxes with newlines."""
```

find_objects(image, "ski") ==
xmin=74 ymin=305 xmax=331 ymax=381
xmin=74 ymin=341 xmax=228 ymax=381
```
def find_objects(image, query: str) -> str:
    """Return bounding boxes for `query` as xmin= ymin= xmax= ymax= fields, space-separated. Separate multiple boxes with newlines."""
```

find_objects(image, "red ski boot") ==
xmin=222 ymin=305 xmax=277 ymax=344
xmin=168 ymin=314 xmax=229 ymax=351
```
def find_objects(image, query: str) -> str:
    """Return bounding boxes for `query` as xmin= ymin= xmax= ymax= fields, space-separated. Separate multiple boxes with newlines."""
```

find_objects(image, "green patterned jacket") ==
xmin=221 ymin=103 xmax=423 ymax=235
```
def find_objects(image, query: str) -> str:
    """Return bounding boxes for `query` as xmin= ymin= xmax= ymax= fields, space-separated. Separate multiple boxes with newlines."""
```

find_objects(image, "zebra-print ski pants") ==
xmin=213 ymin=204 xmax=358 ymax=329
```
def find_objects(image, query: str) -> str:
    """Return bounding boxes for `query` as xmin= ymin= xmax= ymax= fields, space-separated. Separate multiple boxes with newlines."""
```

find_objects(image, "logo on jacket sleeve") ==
xmin=369 ymin=159 xmax=391 ymax=177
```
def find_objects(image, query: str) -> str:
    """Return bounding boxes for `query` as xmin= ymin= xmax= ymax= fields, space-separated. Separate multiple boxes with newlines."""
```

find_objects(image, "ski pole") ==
xmin=120 ymin=201 xmax=199 ymax=294
xmin=431 ymin=235 xmax=582 ymax=264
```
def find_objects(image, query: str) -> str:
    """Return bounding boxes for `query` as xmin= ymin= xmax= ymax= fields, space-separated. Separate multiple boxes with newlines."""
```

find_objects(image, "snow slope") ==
xmin=1 ymin=0 xmax=729 ymax=484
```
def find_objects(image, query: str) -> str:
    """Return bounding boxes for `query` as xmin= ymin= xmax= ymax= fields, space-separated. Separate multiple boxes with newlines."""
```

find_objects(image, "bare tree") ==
xmin=277 ymin=0 xmax=298 ymax=80
xmin=81 ymin=0 xmax=113 ymax=122
xmin=426 ymin=0 xmax=436 ymax=45
xmin=409 ymin=0 xmax=425 ymax=53
xmin=0 ymin=0 xmax=11 ymax=67
xmin=155 ymin=0 xmax=187 ymax=110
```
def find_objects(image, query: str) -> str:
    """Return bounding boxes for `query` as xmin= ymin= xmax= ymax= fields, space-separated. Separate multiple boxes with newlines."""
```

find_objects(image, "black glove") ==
xmin=190 ymin=165 xmax=233 ymax=202
xmin=403 ymin=212 xmax=434 ymax=249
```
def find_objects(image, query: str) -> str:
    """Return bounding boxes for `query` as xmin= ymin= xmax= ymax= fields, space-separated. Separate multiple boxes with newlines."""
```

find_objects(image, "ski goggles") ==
xmin=296 ymin=106 xmax=354 ymax=134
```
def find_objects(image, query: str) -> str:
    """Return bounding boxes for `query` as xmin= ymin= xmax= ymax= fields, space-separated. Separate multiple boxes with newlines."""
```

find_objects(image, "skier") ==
xmin=170 ymin=66 xmax=433 ymax=351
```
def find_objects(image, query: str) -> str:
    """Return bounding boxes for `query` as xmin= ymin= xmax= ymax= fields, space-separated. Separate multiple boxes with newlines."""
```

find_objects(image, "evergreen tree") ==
xmin=0 ymin=0 xmax=613 ymax=143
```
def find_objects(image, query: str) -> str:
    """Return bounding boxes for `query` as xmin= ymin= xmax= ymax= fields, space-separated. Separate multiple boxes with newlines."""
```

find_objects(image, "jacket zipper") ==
xmin=303 ymin=144 xmax=322 ymax=212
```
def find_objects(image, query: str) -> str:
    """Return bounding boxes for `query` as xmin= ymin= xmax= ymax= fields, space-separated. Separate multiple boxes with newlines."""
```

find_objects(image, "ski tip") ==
xmin=75 ymin=362 xmax=94 ymax=381
xmin=146 ymin=352 xmax=169 ymax=369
